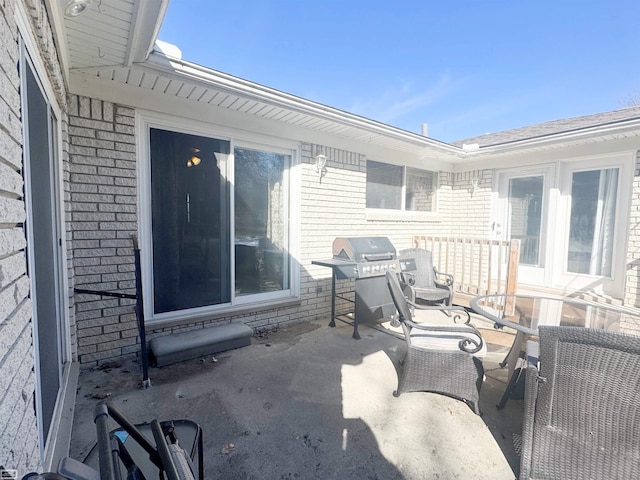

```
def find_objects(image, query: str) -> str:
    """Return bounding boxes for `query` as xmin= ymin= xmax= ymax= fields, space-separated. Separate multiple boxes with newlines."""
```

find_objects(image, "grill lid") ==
xmin=333 ymin=237 xmax=396 ymax=262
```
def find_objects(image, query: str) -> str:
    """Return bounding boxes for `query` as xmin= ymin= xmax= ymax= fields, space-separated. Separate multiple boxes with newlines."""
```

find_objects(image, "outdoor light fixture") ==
xmin=471 ymin=178 xmax=479 ymax=197
xmin=64 ymin=0 xmax=92 ymax=18
xmin=314 ymin=154 xmax=327 ymax=181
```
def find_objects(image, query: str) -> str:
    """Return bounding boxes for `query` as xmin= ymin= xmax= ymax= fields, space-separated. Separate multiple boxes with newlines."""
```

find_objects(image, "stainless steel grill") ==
xmin=331 ymin=236 xmax=400 ymax=279
xmin=313 ymin=237 xmax=400 ymax=339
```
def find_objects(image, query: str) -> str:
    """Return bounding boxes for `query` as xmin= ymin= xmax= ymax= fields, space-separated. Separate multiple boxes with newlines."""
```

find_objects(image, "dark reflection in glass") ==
xmin=150 ymin=128 xmax=230 ymax=313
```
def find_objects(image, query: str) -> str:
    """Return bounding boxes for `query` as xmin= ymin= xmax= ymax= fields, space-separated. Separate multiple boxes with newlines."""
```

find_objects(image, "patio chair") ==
xmin=385 ymin=271 xmax=486 ymax=414
xmin=398 ymin=248 xmax=453 ymax=310
xmin=520 ymin=326 xmax=640 ymax=480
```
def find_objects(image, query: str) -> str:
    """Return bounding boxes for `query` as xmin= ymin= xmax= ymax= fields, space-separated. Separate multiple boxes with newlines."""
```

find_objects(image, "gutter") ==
xmin=462 ymin=117 xmax=640 ymax=156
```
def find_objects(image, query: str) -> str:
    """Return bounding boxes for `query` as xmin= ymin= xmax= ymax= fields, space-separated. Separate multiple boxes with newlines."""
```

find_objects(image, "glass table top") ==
xmin=471 ymin=294 xmax=640 ymax=336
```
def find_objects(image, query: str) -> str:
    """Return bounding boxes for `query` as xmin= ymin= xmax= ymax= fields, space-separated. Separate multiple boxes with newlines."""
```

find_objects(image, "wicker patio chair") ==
xmin=398 ymin=248 xmax=453 ymax=310
xmin=385 ymin=271 xmax=486 ymax=414
xmin=520 ymin=326 xmax=640 ymax=480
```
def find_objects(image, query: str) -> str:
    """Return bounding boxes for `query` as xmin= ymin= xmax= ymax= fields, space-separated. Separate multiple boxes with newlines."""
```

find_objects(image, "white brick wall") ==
xmin=625 ymin=151 xmax=640 ymax=307
xmin=69 ymin=96 xmax=140 ymax=366
xmin=0 ymin=0 xmax=66 ymax=473
xmin=70 ymin=130 xmax=469 ymax=364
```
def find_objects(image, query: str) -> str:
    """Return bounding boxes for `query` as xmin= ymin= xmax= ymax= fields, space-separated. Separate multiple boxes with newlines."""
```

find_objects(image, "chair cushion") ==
xmin=409 ymin=327 xmax=487 ymax=358
xmin=413 ymin=286 xmax=450 ymax=302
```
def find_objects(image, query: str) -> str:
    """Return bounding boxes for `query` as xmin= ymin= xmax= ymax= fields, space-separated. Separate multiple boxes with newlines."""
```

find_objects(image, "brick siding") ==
xmin=68 ymin=96 xmax=140 ymax=366
xmin=625 ymin=150 xmax=640 ymax=307
xmin=0 ymin=0 xmax=60 ymax=473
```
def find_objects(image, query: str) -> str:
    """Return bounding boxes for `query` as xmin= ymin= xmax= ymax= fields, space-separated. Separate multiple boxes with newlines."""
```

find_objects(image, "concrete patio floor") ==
xmin=69 ymin=316 xmax=523 ymax=479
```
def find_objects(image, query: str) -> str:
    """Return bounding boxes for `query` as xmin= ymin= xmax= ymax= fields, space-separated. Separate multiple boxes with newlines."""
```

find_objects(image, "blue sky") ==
xmin=158 ymin=1 xmax=640 ymax=142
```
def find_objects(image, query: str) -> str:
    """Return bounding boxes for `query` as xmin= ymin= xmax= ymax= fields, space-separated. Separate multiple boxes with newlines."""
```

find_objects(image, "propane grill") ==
xmin=313 ymin=237 xmax=400 ymax=339
xmin=332 ymin=236 xmax=400 ymax=279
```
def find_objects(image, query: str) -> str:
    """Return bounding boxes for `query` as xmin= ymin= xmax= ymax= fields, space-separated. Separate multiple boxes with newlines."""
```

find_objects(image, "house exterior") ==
xmin=2 ymin=0 xmax=640 ymax=474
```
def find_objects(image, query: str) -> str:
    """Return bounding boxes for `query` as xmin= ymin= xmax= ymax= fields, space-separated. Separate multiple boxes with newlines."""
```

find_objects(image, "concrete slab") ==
xmin=69 ymin=317 xmax=521 ymax=479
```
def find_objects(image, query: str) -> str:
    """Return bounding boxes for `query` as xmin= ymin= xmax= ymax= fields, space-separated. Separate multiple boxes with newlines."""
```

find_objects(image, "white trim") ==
xmin=42 ymin=362 xmax=78 ymax=471
xmin=136 ymin=110 xmax=301 ymax=324
xmin=553 ymin=151 xmax=634 ymax=296
xmin=494 ymin=165 xmax=556 ymax=287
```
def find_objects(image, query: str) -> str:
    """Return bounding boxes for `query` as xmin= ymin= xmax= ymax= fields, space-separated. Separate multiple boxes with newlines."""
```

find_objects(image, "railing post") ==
xmin=505 ymin=239 xmax=521 ymax=316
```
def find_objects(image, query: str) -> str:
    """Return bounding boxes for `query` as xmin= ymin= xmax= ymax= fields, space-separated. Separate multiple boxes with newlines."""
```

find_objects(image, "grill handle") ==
xmin=362 ymin=253 xmax=394 ymax=262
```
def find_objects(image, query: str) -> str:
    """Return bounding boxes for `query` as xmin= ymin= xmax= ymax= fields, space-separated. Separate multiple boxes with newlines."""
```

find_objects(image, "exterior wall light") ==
xmin=314 ymin=154 xmax=327 ymax=182
xmin=64 ymin=0 xmax=92 ymax=18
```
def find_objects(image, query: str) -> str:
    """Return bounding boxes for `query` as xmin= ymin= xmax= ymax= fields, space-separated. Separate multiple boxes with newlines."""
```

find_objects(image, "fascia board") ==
xmin=142 ymin=52 xmax=464 ymax=156
xmin=69 ymin=69 xmax=462 ymax=168
xmin=125 ymin=0 xmax=170 ymax=65
xmin=471 ymin=119 xmax=640 ymax=154
xmin=43 ymin=0 xmax=72 ymax=87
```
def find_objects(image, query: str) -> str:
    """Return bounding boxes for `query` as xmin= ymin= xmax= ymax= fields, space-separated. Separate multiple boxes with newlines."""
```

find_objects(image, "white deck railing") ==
xmin=412 ymin=236 xmax=521 ymax=299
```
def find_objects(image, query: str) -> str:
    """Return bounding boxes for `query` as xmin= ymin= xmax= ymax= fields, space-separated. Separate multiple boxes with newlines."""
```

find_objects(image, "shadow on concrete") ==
xmin=70 ymin=319 xmax=518 ymax=479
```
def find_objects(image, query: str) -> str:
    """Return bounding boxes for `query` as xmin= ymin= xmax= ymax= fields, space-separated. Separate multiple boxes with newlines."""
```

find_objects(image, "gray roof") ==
xmin=452 ymin=105 xmax=640 ymax=148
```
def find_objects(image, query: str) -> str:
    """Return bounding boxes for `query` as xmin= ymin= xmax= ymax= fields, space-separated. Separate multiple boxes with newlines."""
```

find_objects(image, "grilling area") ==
xmin=312 ymin=237 xmax=402 ymax=339
xmin=53 ymin=233 xmax=640 ymax=480
xmin=64 ymin=236 xmax=524 ymax=479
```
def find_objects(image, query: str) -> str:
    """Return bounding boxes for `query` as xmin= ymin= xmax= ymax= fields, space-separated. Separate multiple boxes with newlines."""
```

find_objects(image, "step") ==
xmin=149 ymin=323 xmax=253 ymax=367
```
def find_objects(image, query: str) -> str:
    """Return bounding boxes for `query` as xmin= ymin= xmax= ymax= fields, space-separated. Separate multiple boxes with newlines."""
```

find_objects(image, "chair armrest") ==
xmin=407 ymin=298 xmax=470 ymax=324
xmin=403 ymin=314 xmax=484 ymax=354
xmin=399 ymin=277 xmax=416 ymax=303
xmin=433 ymin=268 xmax=454 ymax=287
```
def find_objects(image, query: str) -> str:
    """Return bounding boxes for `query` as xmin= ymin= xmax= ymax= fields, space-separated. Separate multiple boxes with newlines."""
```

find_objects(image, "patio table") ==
xmin=470 ymin=294 xmax=640 ymax=407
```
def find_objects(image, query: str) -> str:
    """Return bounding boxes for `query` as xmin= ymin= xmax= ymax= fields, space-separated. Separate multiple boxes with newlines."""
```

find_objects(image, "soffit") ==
xmin=47 ymin=0 xmax=169 ymax=79
xmin=69 ymin=51 xmax=465 ymax=161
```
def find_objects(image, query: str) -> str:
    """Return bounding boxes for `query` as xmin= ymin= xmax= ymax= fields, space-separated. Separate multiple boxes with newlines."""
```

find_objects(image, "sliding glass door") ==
xmin=148 ymin=127 xmax=293 ymax=319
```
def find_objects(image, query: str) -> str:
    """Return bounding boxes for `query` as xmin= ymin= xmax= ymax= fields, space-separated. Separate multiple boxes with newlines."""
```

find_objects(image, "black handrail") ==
xmin=75 ymin=235 xmax=150 ymax=387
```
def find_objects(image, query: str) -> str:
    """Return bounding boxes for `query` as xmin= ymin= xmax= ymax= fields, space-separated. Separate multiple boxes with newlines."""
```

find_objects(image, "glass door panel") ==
xmin=24 ymin=56 xmax=63 ymax=449
xmin=567 ymin=168 xmax=618 ymax=276
xmin=496 ymin=167 xmax=552 ymax=287
xmin=150 ymin=128 xmax=231 ymax=313
xmin=234 ymin=147 xmax=289 ymax=296
xmin=509 ymin=176 xmax=543 ymax=266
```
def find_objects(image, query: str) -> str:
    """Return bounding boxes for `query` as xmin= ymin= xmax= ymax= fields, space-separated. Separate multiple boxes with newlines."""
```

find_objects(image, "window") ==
xmin=234 ymin=147 xmax=289 ymax=296
xmin=508 ymin=176 xmax=543 ymax=266
xmin=567 ymin=168 xmax=618 ymax=276
xmin=366 ymin=160 xmax=437 ymax=212
xmin=148 ymin=127 xmax=292 ymax=318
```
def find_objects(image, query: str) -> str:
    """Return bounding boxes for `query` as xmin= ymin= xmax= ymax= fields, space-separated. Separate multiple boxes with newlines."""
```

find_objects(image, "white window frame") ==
xmin=365 ymin=160 xmax=439 ymax=216
xmin=137 ymin=111 xmax=301 ymax=325
xmin=16 ymin=2 xmax=71 ymax=469
xmin=494 ymin=164 xmax=555 ymax=287
xmin=553 ymin=152 xmax=634 ymax=296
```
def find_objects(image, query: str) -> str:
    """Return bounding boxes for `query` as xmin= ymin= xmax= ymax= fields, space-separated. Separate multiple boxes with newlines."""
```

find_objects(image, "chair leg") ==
xmin=497 ymin=353 xmax=526 ymax=410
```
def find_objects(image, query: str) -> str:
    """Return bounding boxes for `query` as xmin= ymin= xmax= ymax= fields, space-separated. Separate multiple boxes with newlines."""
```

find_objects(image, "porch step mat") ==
xmin=149 ymin=323 xmax=253 ymax=367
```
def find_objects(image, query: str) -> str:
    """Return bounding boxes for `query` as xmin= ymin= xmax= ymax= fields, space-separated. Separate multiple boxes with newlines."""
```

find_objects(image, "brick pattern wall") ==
xmin=68 ymin=96 xmax=140 ymax=367
xmin=449 ymin=169 xmax=493 ymax=238
xmin=71 ymin=130 xmax=467 ymax=365
xmin=1 ymin=0 xmax=39 ymax=473
xmin=301 ymin=143 xmax=459 ymax=321
xmin=625 ymin=150 xmax=640 ymax=307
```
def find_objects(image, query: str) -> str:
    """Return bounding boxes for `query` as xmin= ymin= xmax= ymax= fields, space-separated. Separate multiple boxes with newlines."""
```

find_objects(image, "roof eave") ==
xmin=143 ymin=49 xmax=465 ymax=157
xmin=469 ymin=118 xmax=640 ymax=155
xmin=125 ymin=0 xmax=171 ymax=66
